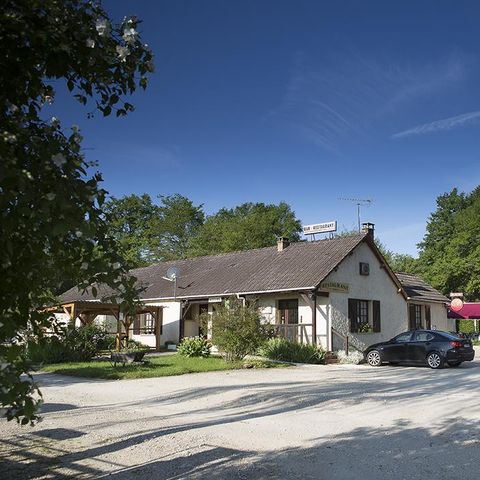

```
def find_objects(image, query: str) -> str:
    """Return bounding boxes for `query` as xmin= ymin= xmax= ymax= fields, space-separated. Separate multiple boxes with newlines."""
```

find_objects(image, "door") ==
xmin=155 ymin=308 xmax=163 ymax=351
xmin=408 ymin=331 xmax=435 ymax=363
xmin=381 ymin=332 xmax=412 ymax=362
xmin=277 ymin=299 xmax=299 ymax=340
xmin=425 ymin=306 xmax=431 ymax=330
xmin=198 ymin=303 xmax=208 ymax=337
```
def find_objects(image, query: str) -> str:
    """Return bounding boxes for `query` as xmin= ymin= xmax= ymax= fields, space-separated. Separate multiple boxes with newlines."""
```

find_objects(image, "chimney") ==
xmin=362 ymin=222 xmax=375 ymax=240
xmin=277 ymin=237 xmax=290 ymax=252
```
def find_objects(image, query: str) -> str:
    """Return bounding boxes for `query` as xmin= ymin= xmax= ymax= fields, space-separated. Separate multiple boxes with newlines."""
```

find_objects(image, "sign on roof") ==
xmin=303 ymin=221 xmax=337 ymax=235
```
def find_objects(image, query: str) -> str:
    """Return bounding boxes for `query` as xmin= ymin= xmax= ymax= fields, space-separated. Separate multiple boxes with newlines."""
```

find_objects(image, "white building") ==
xmin=59 ymin=224 xmax=449 ymax=352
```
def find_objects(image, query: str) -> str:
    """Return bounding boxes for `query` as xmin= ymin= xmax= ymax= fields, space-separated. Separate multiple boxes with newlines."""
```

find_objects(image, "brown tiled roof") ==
xmin=60 ymin=233 xmax=368 ymax=302
xmin=395 ymin=272 xmax=449 ymax=304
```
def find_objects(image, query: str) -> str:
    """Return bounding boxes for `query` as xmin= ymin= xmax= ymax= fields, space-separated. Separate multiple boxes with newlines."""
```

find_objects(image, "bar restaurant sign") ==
xmin=319 ymin=281 xmax=349 ymax=293
xmin=303 ymin=221 xmax=337 ymax=235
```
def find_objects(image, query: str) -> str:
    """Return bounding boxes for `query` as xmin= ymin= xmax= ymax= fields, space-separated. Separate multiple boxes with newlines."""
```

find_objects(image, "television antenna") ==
xmin=163 ymin=266 xmax=179 ymax=300
xmin=338 ymin=197 xmax=373 ymax=232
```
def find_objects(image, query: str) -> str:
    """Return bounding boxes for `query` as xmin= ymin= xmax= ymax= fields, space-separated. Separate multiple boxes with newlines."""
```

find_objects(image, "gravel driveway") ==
xmin=2 ymin=353 xmax=480 ymax=479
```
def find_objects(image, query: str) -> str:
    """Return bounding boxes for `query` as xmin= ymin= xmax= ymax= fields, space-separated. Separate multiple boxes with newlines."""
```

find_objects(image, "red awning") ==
xmin=448 ymin=302 xmax=480 ymax=319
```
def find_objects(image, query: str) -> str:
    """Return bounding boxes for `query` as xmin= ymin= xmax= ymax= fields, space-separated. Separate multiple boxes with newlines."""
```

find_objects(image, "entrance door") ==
xmin=425 ymin=305 xmax=431 ymax=330
xmin=155 ymin=308 xmax=163 ymax=351
xmin=277 ymin=299 xmax=299 ymax=340
xmin=198 ymin=303 xmax=208 ymax=337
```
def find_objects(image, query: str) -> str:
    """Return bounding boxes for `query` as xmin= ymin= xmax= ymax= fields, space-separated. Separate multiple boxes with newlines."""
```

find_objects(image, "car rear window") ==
xmin=435 ymin=331 xmax=462 ymax=341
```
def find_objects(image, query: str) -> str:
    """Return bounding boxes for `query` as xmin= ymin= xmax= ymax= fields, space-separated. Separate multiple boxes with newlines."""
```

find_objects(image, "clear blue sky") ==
xmin=50 ymin=0 xmax=480 ymax=255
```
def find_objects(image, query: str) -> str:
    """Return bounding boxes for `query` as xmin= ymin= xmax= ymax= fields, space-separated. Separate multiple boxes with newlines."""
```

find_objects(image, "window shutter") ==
xmin=408 ymin=304 xmax=416 ymax=330
xmin=425 ymin=305 xmax=431 ymax=330
xmin=348 ymin=298 xmax=356 ymax=333
xmin=373 ymin=300 xmax=381 ymax=332
xmin=133 ymin=315 xmax=140 ymax=335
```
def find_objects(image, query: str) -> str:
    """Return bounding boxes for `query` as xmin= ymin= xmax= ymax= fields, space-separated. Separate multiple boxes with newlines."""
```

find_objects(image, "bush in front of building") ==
xmin=201 ymin=297 xmax=270 ymax=361
xmin=259 ymin=337 xmax=326 ymax=364
xmin=177 ymin=336 xmax=211 ymax=358
xmin=458 ymin=319 xmax=478 ymax=334
xmin=337 ymin=349 xmax=364 ymax=364
xmin=28 ymin=325 xmax=107 ymax=364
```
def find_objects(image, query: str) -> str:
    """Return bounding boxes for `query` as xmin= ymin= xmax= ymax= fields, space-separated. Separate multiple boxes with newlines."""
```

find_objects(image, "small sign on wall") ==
xmin=319 ymin=282 xmax=349 ymax=293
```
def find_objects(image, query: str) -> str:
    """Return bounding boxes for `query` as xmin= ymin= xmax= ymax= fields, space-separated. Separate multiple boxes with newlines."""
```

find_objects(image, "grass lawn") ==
xmin=40 ymin=354 xmax=290 ymax=380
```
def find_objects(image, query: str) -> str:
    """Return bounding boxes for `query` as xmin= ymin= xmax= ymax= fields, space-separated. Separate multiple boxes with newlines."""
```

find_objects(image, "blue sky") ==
xmin=50 ymin=0 xmax=480 ymax=255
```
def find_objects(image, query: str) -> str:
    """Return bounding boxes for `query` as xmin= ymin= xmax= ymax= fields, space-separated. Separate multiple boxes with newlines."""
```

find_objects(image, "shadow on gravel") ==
xmin=5 ymin=419 xmax=475 ymax=480
xmin=2 ymin=363 xmax=480 ymax=479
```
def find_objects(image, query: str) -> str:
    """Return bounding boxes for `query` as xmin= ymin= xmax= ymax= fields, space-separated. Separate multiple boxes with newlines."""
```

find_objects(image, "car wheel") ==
xmin=448 ymin=361 xmax=462 ymax=368
xmin=426 ymin=352 xmax=444 ymax=369
xmin=366 ymin=350 xmax=382 ymax=367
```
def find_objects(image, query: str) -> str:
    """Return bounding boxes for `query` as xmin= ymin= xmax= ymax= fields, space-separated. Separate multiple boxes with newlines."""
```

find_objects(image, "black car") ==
xmin=364 ymin=330 xmax=475 ymax=369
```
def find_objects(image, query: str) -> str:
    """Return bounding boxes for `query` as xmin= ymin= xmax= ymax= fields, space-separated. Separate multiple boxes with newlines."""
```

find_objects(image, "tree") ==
xmin=153 ymin=194 xmax=205 ymax=261
xmin=187 ymin=202 xmax=302 ymax=256
xmin=104 ymin=194 xmax=160 ymax=267
xmin=375 ymin=239 xmax=419 ymax=274
xmin=0 ymin=0 xmax=153 ymax=423
xmin=104 ymin=193 xmax=205 ymax=265
xmin=417 ymin=186 xmax=480 ymax=299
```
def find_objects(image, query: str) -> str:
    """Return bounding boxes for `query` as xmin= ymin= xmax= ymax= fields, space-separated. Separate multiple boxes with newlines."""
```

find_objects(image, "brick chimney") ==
xmin=362 ymin=222 xmax=375 ymax=240
xmin=277 ymin=237 xmax=290 ymax=252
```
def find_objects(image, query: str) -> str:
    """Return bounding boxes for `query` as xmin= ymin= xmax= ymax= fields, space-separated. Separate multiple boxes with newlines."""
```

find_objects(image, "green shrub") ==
xmin=201 ymin=297 xmax=269 ymax=361
xmin=28 ymin=325 xmax=108 ymax=364
xmin=177 ymin=336 xmax=211 ymax=358
xmin=96 ymin=334 xmax=117 ymax=351
xmin=458 ymin=320 xmax=476 ymax=333
xmin=124 ymin=339 xmax=149 ymax=351
xmin=259 ymin=337 xmax=326 ymax=364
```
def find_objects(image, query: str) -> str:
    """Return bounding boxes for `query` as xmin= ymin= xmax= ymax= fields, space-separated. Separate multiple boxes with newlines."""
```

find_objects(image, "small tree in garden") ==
xmin=201 ymin=297 xmax=269 ymax=361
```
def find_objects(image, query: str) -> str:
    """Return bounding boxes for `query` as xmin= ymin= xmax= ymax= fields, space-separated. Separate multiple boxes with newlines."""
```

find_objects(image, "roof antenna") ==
xmin=338 ymin=197 xmax=373 ymax=232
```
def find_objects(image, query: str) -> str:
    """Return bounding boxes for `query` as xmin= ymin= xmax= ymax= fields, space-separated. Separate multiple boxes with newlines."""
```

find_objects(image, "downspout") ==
xmin=311 ymin=289 xmax=317 ymax=345
xmin=236 ymin=293 xmax=246 ymax=306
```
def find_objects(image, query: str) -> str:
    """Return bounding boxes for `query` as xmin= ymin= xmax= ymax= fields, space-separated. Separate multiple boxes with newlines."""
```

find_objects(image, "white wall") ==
xmin=124 ymin=300 xmax=182 ymax=348
xmin=324 ymin=241 xmax=407 ymax=351
xmin=256 ymin=293 xmax=314 ymax=344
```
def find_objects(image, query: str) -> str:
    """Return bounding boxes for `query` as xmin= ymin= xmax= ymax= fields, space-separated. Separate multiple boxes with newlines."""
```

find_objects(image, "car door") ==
xmin=408 ymin=331 xmax=435 ymax=363
xmin=380 ymin=332 xmax=412 ymax=362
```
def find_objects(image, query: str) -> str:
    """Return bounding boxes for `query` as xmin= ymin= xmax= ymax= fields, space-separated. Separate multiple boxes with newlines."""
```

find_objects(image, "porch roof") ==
xmin=395 ymin=273 xmax=449 ymax=304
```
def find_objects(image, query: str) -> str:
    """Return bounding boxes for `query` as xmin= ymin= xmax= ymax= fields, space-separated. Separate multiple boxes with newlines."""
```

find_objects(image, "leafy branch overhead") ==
xmin=0 ymin=0 xmax=153 ymax=424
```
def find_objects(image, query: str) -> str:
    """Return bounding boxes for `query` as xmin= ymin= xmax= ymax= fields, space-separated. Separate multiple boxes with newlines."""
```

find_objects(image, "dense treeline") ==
xmin=105 ymin=186 xmax=480 ymax=300
xmin=104 ymin=194 xmax=302 ymax=266
xmin=380 ymin=186 xmax=480 ymax=300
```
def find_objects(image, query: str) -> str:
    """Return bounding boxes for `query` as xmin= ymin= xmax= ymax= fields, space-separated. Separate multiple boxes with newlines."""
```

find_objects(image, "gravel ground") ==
xmin=1 ymin=351 xmax=480 ymax=479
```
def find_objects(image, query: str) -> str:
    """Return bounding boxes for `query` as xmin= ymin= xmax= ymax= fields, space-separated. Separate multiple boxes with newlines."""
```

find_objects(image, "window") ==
xmin=277 ymin=299 xmax=299 ymax=324
xmin=413 ymin=331 xmax=434 ymax=342
xmin=348 ymin=299 xmax=381 ymax=333
xmin=393 ymin=332 xmax=412 ymax=343
xmin=408 ymin=304 xmax=423 ymax=330
xmin=133 ymin=312 xmax=156 ymax=335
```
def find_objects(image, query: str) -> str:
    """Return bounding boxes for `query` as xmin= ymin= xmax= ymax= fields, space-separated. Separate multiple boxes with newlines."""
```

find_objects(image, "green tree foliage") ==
xmin=375 ymin=239 xmax=419 ymax=274
xmin=104 ymin=194 xmax=159 ymax=266
xmin=0 ymin=0 xmax=153 ymax=423
xmin=418 ymin=187 xmax=480 ymax=299
xmin=104 ymin=193 xmax=205 ymax=265
xmin=188 ymin=202 xmax=302 ymax=256
xmin=153 ymin=194 xmax=205 ymax=261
